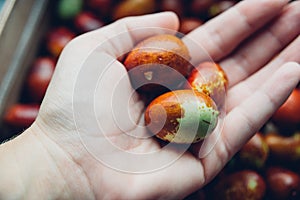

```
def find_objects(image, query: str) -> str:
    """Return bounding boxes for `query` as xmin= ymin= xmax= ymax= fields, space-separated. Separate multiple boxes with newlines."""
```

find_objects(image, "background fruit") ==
xmin=238 ymin=132 xmax=269 ymax=168
xmin=265 ymin=132 xmax=300 ymax=162
xmin=4 ymin=104 xmax=39 ymax=128
xmin=179 ymin=18 xmax=203 ymax=35
xmin=26 ymin=57 xmax=56 ymax=102
xmin=266 ymin=167 xmax=300 ymax=200
xmin=74 ymin=11 xmax=104 ymax=33
xmin=112 ymin=0 xmax=156 ymax=20
xmin=46 ymin=27 xmax=75 ymax=57
xmin=213 ymin=170 xmax=266 ymax=200
xmin=273 ymin=89 xmax=300 ymax=126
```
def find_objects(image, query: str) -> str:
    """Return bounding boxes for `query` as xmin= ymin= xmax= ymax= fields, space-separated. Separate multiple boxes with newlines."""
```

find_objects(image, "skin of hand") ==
xmin=0 ymin=0 xmax=300 ymax=199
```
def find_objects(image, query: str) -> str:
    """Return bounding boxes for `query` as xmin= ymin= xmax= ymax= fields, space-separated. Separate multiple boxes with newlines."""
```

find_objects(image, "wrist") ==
xmin=0 ymin=124 xmax=93 ymax=200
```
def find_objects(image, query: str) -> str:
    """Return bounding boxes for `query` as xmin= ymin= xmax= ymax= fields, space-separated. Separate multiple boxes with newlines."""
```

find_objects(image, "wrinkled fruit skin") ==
xmin=4 ymin=104 xmax=39 ymax=128
xmin=266 ymin=167 xmax=300 ymax=200
xmin=186 ymin=61 xmax=227 ymax=108
xmin=239 ymin=132 xmax=269 ymax=168
xmin=265 ymin=132 xmax=300 ymax=162
xmin=214 ymin=170 xmax=266 ymax=200
xmin=125 ymin=34 xmax=191 ymax=93
xmin=145 ymin=90 xmax=218 ymax=143
xmin=26 ymin=57 xmax=56 ymax=102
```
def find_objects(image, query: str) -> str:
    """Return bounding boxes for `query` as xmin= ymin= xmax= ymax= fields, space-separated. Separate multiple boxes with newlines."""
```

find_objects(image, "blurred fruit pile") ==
xmin=1 ymin=0 xmax=299 ymax=199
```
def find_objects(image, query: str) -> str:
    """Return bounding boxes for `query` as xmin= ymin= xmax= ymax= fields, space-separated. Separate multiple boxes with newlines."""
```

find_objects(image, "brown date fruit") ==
xmin=266 ymin=167 xmax=300 ymax=200
xmin=265 ymin=132 xmax=300 ymax=161
xmin=145 ymin=90 xmax=219 ymax=143
xmin=179 ymin=18 xmax=203 ymax=35
xmin=74 ymin=11 xmax=104 ymax=33
xmin=47 ymin=27 xmax=75 ymax=58
xmin=124 ymin=34 xmax=191 ymax=93
xmin=112 ymin=0 xmax=156 ymax=20
xmin=239 ymin=132 xmax=269 ymax=168
xmin=209 ymin=1 xmax=236 ymax=17
xmin=26 ymin=57 xmax=56 ymax=102
xmin=214 ymin=170 xmax=266 ymax=200
xmin=273 ymin=89 xmax=300 ymax=126
xmin=185 ymin=61 xmax=228 ymax=108
xmin=4 ymin=104 xmax=39 ymax=128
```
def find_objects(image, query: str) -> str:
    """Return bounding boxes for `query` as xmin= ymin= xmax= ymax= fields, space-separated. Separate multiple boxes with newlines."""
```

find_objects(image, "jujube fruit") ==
xmin=26 ymin=57 xmax=56 ymax=102
xmin=145 ymin=90 xmax=218 ymax=143
xmin=124 ymin=34 xmax=191 ymax=93
xmin=4 ymin=104 xmax=40 ymax=128
xmin=265 ymin=132 xmax=300 ymax=162
xmin=266 ymin=167 xmax=300 ymax=200
xmin=186 ymin=61 xmax=228 ymax=108
xmin=239 ymin=132 xmax=269 ymax=168
xmin=213 ymin=170 xmax=266 ymax=200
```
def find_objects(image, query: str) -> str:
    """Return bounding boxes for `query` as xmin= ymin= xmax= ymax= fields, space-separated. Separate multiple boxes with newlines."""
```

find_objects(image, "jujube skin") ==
xmin=124 ymin=34 xmax=192 ymax=94
xmin=145 ymin=90 xmax=219 ymax=143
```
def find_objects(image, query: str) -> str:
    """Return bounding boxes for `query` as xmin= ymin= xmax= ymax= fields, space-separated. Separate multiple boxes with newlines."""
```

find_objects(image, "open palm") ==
xmin=31 ymin=0 xmax=300 ymax=199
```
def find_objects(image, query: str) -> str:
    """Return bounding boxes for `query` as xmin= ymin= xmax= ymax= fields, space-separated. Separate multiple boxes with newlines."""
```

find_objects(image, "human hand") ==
xmin=1 ymin=0 xmax=299 ymax=199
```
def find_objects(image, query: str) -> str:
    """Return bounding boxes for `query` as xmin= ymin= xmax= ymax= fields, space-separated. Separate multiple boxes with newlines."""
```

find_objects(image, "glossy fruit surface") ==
xmin=74 ymin=11 xmax=104 ymax=33
xmin=125 ymin=34 xmax=191 ymax=93
xmin=145 ymin=90 xmax=218 ymax=143
xmin=214 ymin=170 xmax=266 ymax=200
xmin=4 ymin=104 xmax=39 ymax=128
xmin=27 ymin=57 xmax=56 ymax=102
xmin=273 ymin=89 xmax=300 ymax=125
xmin=186 ymin=61 xmax=227 ymax=107
xmin=239 ymin=132 xmax=269 ymax=168
xmin=112 ymin=0 xmax=156 ymax=20
xmin=47 ymin=27 xmax=75 ymax=57
xmin=265 ymin=132 xmax=300 ymax=161
xmin=266 ymin=167 xmax=300 ymax=200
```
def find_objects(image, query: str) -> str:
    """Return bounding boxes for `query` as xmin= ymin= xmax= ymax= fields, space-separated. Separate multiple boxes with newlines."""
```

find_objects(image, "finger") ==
xmin=221 ymin=1 xmax=300 ymax=87
xmin=64 ymin=12 xmax=179 ymax=59
xmin=226 ymin=36 xmax=300 ymax=111
xmin=224 ymin=62 xmax=300 ymax=157
xmin=182 ymin=0 xmax=288 ymax=65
